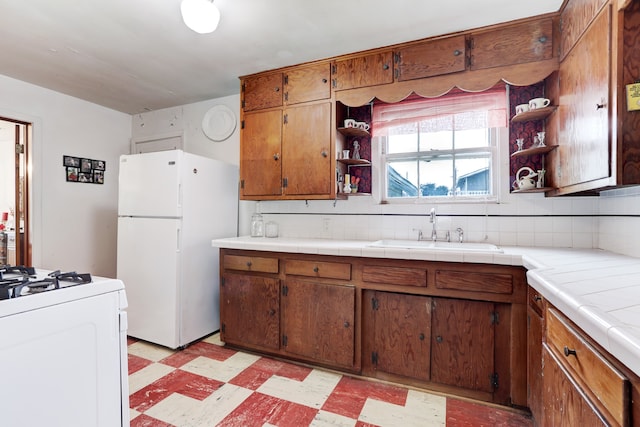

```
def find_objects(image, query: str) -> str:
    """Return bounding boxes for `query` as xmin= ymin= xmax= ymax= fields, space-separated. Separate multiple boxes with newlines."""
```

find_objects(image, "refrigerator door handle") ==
xmin=178 ymin=183 xmax=183 ymax=209
xmin=176 ymin=228 xmax=180 ymax=252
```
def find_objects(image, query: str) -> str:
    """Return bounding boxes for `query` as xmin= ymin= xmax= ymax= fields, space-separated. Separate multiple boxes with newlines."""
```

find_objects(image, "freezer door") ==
xmin=118 ymin=150 xmax=183 ymax=217
xmin=117 ymin=216 xmax=181 ymax=349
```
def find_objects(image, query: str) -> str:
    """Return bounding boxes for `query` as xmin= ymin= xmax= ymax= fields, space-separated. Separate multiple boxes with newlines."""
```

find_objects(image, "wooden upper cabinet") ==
xmin=395 ymin=35 xmax=467 ymax=81
xmin=242 ymin=73 xmax=283 ymax=112
xmin=332 ymin=51 xmax=394 ymax=91
xmin=555 ymin=6 xmax=611 ymax=189
xmin=240 ymin=109 xmax=283 ymax=197
xmin=282 ymin=102 xmax=333 ymax=197
xmin=560 ymin=0 xmax=608 ymax=59
xmin=469 ymin=18 xmax=554 ymax=70
xmin=284 ymin=63 xmax=331 ymax=105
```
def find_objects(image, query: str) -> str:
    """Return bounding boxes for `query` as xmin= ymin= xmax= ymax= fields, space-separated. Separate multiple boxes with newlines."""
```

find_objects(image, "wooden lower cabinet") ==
xmin=220 ymin=272 xmax=280 ymax=351
xmin=431 ymin=298 xmax=496 ymax=393
xmin=363 ymin=291 xmax=431 ymax=381
xmin=281 ymin=278 xmax=355 ymax=369
xmin=542 ymin=344 xmax=608 ymax=426
xmin=527 ymin=300 xmax=544 ymax=422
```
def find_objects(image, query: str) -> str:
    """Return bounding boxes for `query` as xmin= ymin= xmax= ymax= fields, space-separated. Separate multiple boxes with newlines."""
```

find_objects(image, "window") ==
xmin=373 ymin=87 xmax=507 ymax=201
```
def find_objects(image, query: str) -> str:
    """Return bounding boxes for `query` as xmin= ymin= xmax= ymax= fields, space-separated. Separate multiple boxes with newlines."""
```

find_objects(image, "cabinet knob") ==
xmin=419 ymin=333 xmax=425 ymax=341
xmin=534 ymin=295 xmax=542 ymax=302
xmin=563 ymin=346 xmax=577 ymax=357
xmin=269 ymin=309 xmax=275 ymax=316
xmin=383 ymin=63 xmax=390 ymax=70
xmin=538 ymin=36 xmax=548 ymax=43
xmin=436 ymin=335 xmax=443 ymax=343
xmin=453 ymin=49 xmax=462 ymax=56
xmin=313 ymin=266 xmax=319 ymax=273
xmin=246 ymin=261 xmax=252 ymax=268
xmin=273 ymin=153 xmax=280 ymax=161
xmin=321 ymin=150 xmax=328 ymax=158
xmin=322 ymin=78 xmax=328 ymax=84
xmin=274 ymin=87 xmax=280 ymax=92
xmin=596 ymin=103 xmax=606 ymax=110
xmin=344 ymin=321 xmax=350 ymax=328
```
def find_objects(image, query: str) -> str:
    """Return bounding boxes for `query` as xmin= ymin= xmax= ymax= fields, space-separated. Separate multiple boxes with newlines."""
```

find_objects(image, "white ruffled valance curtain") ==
xmin=372 ymin=87 xmax=508 ymax=136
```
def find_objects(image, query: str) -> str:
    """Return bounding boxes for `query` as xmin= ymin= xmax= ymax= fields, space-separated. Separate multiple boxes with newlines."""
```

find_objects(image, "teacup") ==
xmin=357 ymin=121 xmax=370 ymax=131
xmin=529 ymin=98 xmax=551 ymax=110
xmin=344 ymin=119 xmax=356 ymax=128
xmin=515 ymin=104 xmax=530 ymax=115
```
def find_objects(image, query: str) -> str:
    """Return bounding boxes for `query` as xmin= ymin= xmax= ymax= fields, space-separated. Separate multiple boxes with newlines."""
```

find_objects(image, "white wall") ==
xmin=0 ymin=74 xmax=131 ymax=276
xmin=131 ymin=94 xmax=255 ymax=236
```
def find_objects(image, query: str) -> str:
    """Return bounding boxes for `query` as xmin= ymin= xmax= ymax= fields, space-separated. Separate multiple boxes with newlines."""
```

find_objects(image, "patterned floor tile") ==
xmin=179 ymin=352 xmax=261 ymax=383
xmin=129 ymin=353 xmax=154 ymax=375
xmin=129 ymin=362 xmax=176 ymax=395
xmin=446 ymin=398 xmax=532 ymax=426
xmin=322 ymin=376 xmax=407 ymax=419
xmin=128 ymin=340 xmax=176 ymax=362
xmin=130 ymin=369 xmax=224 ymax=412
xmin=359 ymin=389 xmax=446 ymax=427
xmin=256 ymin=368 xmax=342 ymax=409
xmin=161 ymin=341 xmax=238 ymax=369
xmin=229 ymin=357 xmax=313 ymax=390
xmin=217 ymin=392 xmax=319 ymax=427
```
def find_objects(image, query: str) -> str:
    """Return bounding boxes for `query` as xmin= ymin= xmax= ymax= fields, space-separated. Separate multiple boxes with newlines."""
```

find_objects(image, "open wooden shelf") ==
xmin=337 ymin=127 xmax=370 ymax=137
xmin=511 ymin=144 xmax=558 ymax=158
xmin=511 ymin=186 xmax=555 ymax=193
xmin=511 ymin=106 xmax=557 ymax=123
xmin=338 ymin=158 xmax=371 ymax=166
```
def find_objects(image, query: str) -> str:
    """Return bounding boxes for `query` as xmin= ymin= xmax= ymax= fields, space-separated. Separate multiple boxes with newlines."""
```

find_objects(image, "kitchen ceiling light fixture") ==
xmin=180 ymin=0 xmax=220 ymax=34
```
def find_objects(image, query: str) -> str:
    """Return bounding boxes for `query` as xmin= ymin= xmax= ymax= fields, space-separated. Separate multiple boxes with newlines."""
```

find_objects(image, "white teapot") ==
xmin=513 ymin=167 xmax=538 ymax=191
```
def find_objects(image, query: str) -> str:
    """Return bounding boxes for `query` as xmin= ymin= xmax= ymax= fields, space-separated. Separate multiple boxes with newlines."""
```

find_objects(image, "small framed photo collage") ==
xmin=63 ymin=155 xmax=106 ymax=184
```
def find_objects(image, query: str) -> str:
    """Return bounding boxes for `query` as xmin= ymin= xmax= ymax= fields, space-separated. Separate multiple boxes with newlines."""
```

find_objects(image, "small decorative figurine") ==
xmin=352 ymin=140 xmax=360 ymax=160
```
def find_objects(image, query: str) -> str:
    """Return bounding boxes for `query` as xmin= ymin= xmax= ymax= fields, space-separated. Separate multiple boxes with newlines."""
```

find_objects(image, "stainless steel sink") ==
xmin=368 ymin=239 xmax=503 ymax=253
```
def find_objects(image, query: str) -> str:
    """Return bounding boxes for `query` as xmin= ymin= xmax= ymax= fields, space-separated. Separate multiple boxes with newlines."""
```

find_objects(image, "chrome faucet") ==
xmin=456 ymin=227 xmax=464 ymax=243
xmin=429 ymin=207 xmax=437 ymax=241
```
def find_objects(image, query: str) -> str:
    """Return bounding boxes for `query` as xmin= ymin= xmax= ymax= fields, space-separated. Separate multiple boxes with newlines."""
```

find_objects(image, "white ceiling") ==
xmin=0 ymin=0 xmax=563 ymax=115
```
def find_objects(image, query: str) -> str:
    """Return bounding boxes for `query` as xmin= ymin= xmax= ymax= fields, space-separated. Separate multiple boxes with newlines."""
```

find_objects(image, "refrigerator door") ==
xmin=117 ymin=216 xmax=181 ymax=349
xmin=118 ymin=150 xmax=183 ymax=218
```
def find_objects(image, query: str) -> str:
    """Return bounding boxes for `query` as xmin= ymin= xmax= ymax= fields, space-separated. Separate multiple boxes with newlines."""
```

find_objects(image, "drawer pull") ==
xmin=246 ymin=261 xmax=252 ymax=268
xmin=453 ymin=49 xmax=462 ymax=56
xmin=344 ymin=321 xmax=350 ymax=328
xmin=534 ymin=295 xmax=542 ymax=302
xmin=564 ymin=346 xmax=577 ymax=357
xmin=313 ymin=266 xmax=319 ymax=273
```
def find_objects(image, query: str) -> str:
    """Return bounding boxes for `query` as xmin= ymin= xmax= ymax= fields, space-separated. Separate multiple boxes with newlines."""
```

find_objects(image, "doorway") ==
xmin=0 ymin=117 xmax=32 ymax=266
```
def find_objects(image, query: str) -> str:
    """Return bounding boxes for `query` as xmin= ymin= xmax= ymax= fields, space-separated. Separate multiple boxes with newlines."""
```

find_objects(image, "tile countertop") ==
xmin=212 ymin=236 xmax=640 ymax=377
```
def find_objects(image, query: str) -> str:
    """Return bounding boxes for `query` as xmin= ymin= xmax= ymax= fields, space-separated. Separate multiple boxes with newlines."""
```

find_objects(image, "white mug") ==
xmin=357 ymin=121 xmax=370 ymax=131
xmin=529 ymin=98 xmax=550 ymax=110
xmin=344 ymin=119 xmax=356 ymax=128
xmin=515 ymin=104 xmax=530 ymax=115
xmin=342 ymin=150 xmax=350 ymax=159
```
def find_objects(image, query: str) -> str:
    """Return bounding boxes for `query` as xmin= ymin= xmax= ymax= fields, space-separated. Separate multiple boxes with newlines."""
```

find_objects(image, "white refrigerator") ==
xmin=117 ymin=150 xmax=238 ymax=349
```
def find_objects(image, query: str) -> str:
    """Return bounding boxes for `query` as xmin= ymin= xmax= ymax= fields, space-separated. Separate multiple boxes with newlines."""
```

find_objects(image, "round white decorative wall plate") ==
xmin=202 ymin=105 xmax=237 ymax=142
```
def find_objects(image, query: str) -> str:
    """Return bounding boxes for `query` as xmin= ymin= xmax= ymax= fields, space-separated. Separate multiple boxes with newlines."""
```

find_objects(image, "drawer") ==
xmin=528 ymin=286 xmax=544 ymax=316
xmin=435 ymin=270 xmax=513 ymax=294
xmin=223 ymin=255 xmax=279 ymax=273
xmin=362 ymin=265 xmax=427 ymax=287
xmin=285 ymin=259 xmax=351 ymax=280
xmin=546 ymin=308 xmax=630 ymax=426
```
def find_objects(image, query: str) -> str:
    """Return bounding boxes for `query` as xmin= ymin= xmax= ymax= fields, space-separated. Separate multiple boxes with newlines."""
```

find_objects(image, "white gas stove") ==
xmin=0 ymin=266 xmax=130 ymax=427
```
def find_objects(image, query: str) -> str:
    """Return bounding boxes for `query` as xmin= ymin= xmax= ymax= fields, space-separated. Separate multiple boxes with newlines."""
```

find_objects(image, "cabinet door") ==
xmin=366 ymin=291 xmax=431 ymax=381
xmin=240 ymin=109 xmax=282 ymax=197
xmin=242 ymin=73 xmax=283 ymax=112
xmin=395 ymin=35 xmax=466 ymax=81
xmin=284 ymin=63 xmax=331 ymax=105
xmin=220 ymin=273 xmax=280 ymax=351
xmin=542 ymin=345 xmax=608 ymax=426
xmin=332 ymin=51 xmax=394 ymax=90
xmin=527 ymin=305 xmax=543 ymax=421
xmin=469 ymin=18 xmax=553 ymax=70
xmin=281 ymin=279 xmax=355 ymax=368
xmin=556 ymin=6 xmax=611 ymax=188
xmin=282 ymin=102 xmax=333 ymax=196
xmin=431 ymin=298 xmax=495 ymax=393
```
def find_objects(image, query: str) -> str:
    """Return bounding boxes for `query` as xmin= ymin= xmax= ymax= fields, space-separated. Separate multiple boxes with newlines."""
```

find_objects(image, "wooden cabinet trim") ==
xmin=223 ymin=254 xmax=279 ymax=273
xmin=361 ymin=265 xmax=427 ymax=287
xmin=435 ymin=269 xmax=513 ymax=294
xmin=285 ymin=259 xmax=352 ymax=280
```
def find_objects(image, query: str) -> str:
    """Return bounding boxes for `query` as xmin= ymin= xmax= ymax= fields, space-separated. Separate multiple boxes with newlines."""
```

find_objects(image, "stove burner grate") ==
xmin=0 ymin=267 xmax=93 ymax=299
